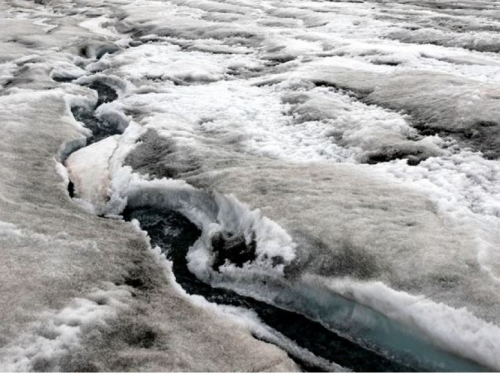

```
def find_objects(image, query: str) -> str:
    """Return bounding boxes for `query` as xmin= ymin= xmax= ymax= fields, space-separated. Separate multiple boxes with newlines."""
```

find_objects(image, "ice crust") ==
xmin=3 ymin=0 xmax=500 ymax=371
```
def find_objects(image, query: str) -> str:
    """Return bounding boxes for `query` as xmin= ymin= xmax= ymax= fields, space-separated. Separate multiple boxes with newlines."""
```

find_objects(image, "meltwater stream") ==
xmin=122 ymin=207 xmax=411 ymax=372
xmin=121 ymin=206 xmax=488 ymax=373
xmin=67 ymin=80 xmax=489 ymax=373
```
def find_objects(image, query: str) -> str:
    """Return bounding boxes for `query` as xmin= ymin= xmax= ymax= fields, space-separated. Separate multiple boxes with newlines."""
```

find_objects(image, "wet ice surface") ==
xmin=2 ymin=0 xmax=500 ymax=372
xmin=123 ymin=205 xmax=487 ymax=372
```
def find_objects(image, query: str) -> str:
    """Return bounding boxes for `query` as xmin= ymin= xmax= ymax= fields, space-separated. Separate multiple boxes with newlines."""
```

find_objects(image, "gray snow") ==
xmin=2 ymin=0 xmax=500 ymax=371
xmin=0 ymin=0 xmax=298 ymax=371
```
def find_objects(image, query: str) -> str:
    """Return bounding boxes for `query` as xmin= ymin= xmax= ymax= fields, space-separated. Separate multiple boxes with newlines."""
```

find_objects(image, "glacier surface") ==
xmin=2 ymin=0 xmax=500 ymax=371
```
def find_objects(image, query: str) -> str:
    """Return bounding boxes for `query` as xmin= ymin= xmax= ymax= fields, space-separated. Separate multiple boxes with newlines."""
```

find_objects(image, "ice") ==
xmin=66 ymin=136 xmax=119 ymax=214
xmin=94 ymin=0 xmax=500 ymax=368
xmin=1 ymin=287 xmax=131 ymax=372
xmin=4 ymin=0 xmax=500 ymax=370
xmin=0 ymin=4 xmax=298 ymax=371
xmin=323 ymin=277 xmax=500 ymax=370
xmin=152 ymin=248 xmax=324 ymax=371
xmin=79 ymin=16 xmax=119 ymax=39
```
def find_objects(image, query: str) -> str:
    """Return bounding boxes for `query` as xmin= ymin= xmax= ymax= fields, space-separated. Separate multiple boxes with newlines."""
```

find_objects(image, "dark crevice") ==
xmin=68 ymin=180 xmax=75 ymax=198
xmin=211 ymin=232 xmax=257 ymax=271
xmin=70 ymin=81 xmax=122 ymax=144
xmin=65 ymin=97 xmax=489 ymax=372
xmin=265 ymin=56 xmax=297 ymax=64
xmin=413 ymin=121 xmax=500 ymax=160
xmin=87 ymin=81 xmax=118 ymax=107
xmin=365 ymin=149 xmax=427 ymax=166
xmin=95 ymin=45 xmax=121 ymax=60
xmin=123 ymin=275 xmax=148 ymax=290
xmin=371 ymin=60 xmax=402 ymax=66
xmin=71 ymin=107 xmax=120 ymax=144
xmin=56 ymin=45 xmax=123 ymax=144
xmin=312 ymin=81 xmax=370 ymax=101
xmin=79 ymin=45 xmax=90 ymax=59
xmin=52 ymin=76 xmax=75 ymax=83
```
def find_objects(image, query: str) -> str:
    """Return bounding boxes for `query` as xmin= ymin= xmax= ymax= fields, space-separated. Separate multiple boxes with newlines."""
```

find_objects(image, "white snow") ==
xmin=66 ymin=136 xmax=119 ymax=215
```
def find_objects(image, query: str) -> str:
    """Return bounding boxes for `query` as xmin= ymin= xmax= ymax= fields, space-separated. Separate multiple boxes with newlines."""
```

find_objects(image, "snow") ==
xmin=108 ymin=43 xmax=264 ymax=84
xmin=66 ymin=136 xmax=119 ymax=214
xmin=0 ymin=2 xmax=298 ymax=371
xmin=102 ymin=0 xmax=500 ymax=368
xmin=3 ymin=0 xmax=500 ymax=370
xmin=1 ymin=287 xmax=132 ymax=372
xmin=322 ymin=277 xmax=500 ymax=370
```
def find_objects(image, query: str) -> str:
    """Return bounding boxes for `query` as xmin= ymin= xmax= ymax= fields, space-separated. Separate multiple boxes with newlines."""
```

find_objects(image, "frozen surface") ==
xmin=66 ymin=136 xmax=119 ymax=214
xmin=0 ymin=1 xmax=298 ymax=371
xmin=2 ymin=0 xmax=500 ymax=371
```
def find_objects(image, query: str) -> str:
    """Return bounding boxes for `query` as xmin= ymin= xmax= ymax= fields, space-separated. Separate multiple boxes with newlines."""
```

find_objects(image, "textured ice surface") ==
xmin=3 ymin=0 xmax=500 ymax=371
xmin=0 ymin=1 xmax=297 ymax=372
xmin=106 ymin=0 xmax=500 ymax=369
xmin=0 ymin=90 xmax=297 ymax=372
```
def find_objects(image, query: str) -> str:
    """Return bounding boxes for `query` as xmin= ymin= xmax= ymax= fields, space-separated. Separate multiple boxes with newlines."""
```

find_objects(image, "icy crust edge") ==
xmin=322 ymin=276 xmax=500 ymax=371
xmin=107 ymin=165 xmax=298 ymax=278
